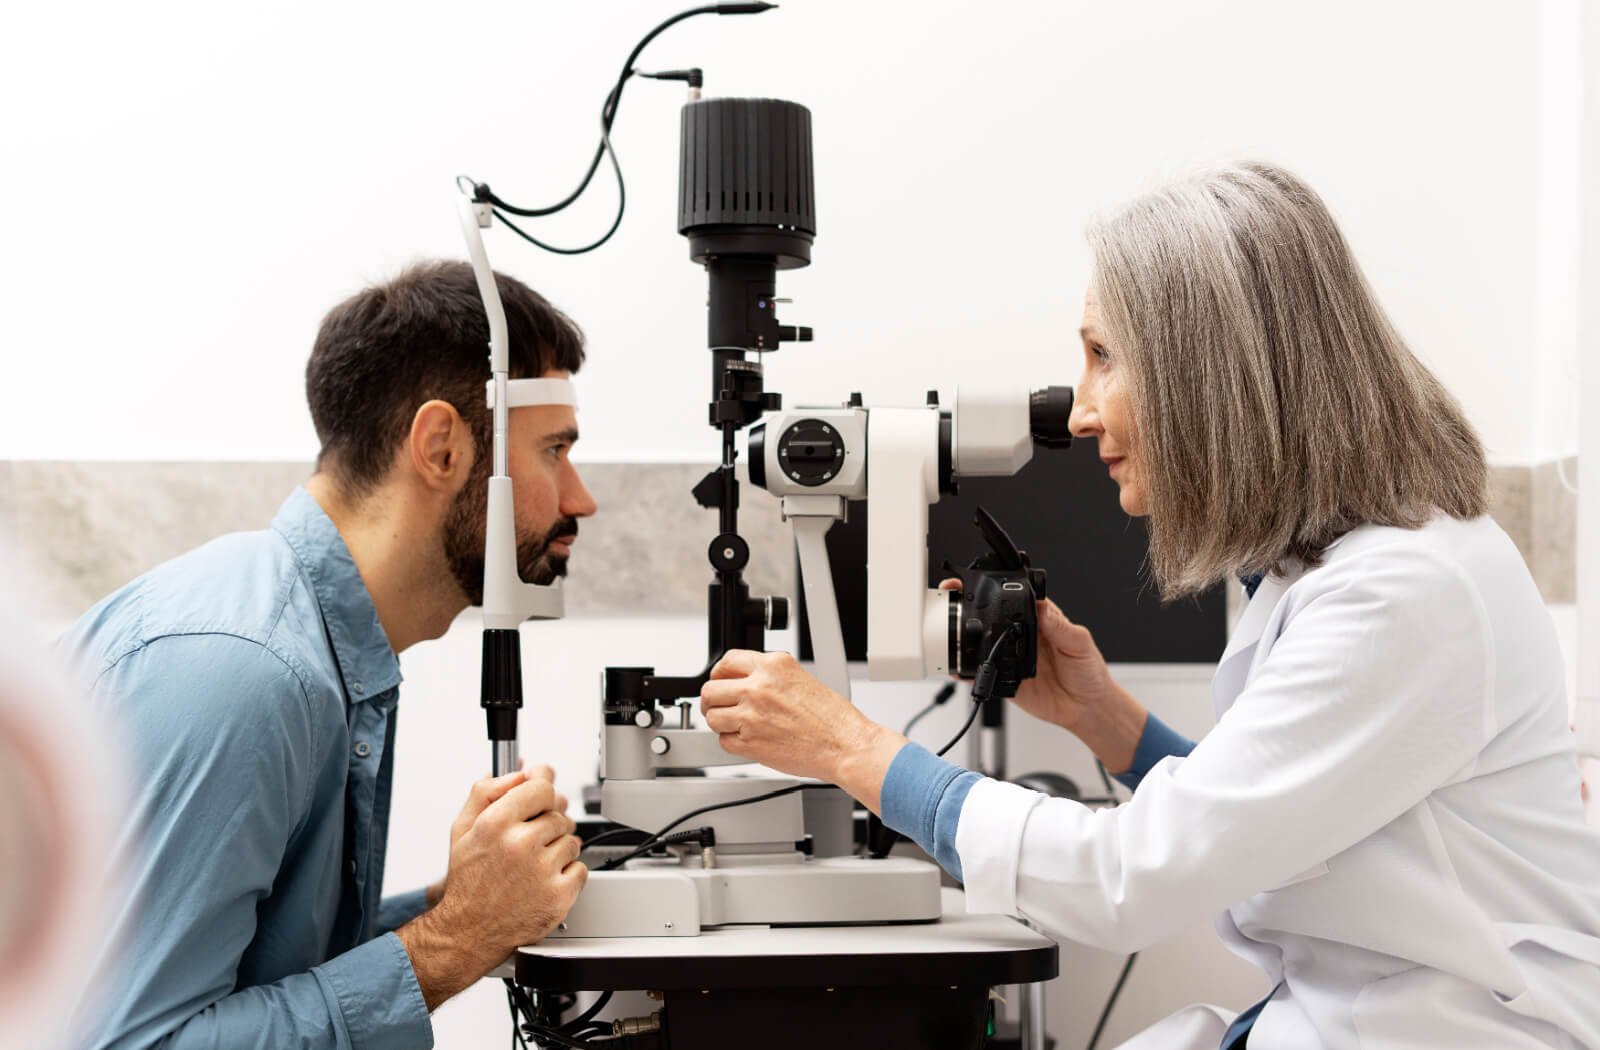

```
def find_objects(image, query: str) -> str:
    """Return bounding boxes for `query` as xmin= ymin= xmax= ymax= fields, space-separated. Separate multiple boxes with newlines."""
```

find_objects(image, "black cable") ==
xmin=599 ymin=827 xmax=713 ymax=871
xmin=560 ymin=990 xmax=614 ymax=1034
xmin=596 ymin=782 xmax=829 ymax=871
xmin=463 ymin=2 xmax=776 ymax=255
xmin=507 ymin=980 xmax=610 ymax=1050
xmin=525 ymin=1024 xmax=603 ymax=1050
xmin=580 ymin=825 xmax=649 ymax=850
xmin=903 ymin=681 xmax=958 ymax=737
xmin=1097 ymin=758 xmax=1117 ymax=798
xmin=1085 ymin=952 xmax=1138 ymax=1050
xmin=934 ymin=624 xmax=1020 ymax=758
xmin=485 ymin=4 xmax=722 ymax=217
xmin=508 ymin=985 xmax=528 ymax=1050
xmin=934 ymin=699 xmax=986 ymax=759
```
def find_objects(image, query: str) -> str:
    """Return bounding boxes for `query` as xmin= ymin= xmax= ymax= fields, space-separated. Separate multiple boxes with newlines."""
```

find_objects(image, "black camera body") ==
xmin=947 ymin=508 xmax=1047 ymax=701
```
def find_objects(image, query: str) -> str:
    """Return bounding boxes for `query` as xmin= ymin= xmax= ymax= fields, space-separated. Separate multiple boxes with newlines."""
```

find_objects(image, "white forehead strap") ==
xmin=485 ymin=377 xmax=578 ymax=410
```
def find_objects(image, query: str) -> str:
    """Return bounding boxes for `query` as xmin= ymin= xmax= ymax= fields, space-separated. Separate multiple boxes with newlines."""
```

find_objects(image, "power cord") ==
xmin=579 ymin=825 xmax=649 ymax=850
xmin=506 ymin=982 xmax=628 ymax=1049
xmin=935 ymin=622 xmax=1019 ymax=758
xmin=597 ymin=827 xmax=714 ymax=872
xmin=903 ymin=681 xmax=958 ymax=738
xmin=560 ymin=990 xmax=614 ymax=1035
xmin=460 ymin=2 xmax=777 ymax=255
xmin=594 ymin=782 xmax=833 ymax=871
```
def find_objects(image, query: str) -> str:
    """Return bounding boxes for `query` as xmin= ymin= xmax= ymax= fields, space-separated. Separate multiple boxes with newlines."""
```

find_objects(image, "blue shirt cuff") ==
xmin=1112 ymin=711 xmax=1197 ymax=792
xmin=314 ymin=932 xmax=433 ymax=1049
xmin=880 ymin=741 xmax=982 ymax=882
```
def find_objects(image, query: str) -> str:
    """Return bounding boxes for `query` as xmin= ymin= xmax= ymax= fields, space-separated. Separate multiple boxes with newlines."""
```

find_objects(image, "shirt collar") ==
xmin=272 ymin=487 xmax=402 ymax=705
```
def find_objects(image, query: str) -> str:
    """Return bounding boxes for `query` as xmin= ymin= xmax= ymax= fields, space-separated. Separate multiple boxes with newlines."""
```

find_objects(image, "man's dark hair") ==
xmin=306 ymin=260 xmax=585 ymax=496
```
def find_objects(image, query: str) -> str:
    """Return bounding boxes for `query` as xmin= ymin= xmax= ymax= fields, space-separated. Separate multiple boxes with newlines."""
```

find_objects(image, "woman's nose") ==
xmin=1069 ymin=388 xmax=1101 ymax=438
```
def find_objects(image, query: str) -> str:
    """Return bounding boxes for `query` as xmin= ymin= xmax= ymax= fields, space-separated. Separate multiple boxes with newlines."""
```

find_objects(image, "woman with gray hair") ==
xmin=699 ymin=162 xmax=1600 ymax=1049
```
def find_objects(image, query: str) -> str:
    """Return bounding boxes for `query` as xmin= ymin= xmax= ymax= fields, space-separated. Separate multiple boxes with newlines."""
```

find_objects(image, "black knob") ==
xmin=767 ymin=596 xmax=790 ymax=631
xmin=776 ymin=418 xmax=847 ymax=487
xmin=1029 ymin=386 xmax=1075 ymax=448
xmin=709 ymin=534 xmax=751 ymax=572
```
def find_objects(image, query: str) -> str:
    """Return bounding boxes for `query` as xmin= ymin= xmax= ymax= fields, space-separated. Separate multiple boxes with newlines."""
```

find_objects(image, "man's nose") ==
xmin=564 ymin=466 xmax=598 ymax=518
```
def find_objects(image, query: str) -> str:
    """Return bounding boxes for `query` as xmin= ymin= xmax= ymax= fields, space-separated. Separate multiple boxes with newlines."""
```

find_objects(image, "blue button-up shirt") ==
xmin=63 ymin=488 xmax=433 ymax=1049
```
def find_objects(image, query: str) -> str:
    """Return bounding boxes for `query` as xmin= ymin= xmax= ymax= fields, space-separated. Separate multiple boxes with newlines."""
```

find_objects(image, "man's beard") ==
xmin=443 ymin=473 xmax=578 ymax=607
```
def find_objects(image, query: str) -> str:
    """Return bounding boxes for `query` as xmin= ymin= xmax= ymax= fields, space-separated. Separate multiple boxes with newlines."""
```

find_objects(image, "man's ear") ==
xmin=405 ymin=399 xmax=474 ymax=493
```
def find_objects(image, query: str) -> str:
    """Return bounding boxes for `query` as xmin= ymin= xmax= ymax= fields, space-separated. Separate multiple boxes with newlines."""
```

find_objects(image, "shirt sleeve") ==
xmin=82 ymin=635 xmax=433 ymax=1050
xmin=1111 ymin=712 xmax=1197 ymax=792
xmin=953 ymin=545 xmax=1495 ymax=954
xmin=878 ymin=741 xmax=981 ymax=880
xmin=378 ymin=889 xmax=432 ymax=935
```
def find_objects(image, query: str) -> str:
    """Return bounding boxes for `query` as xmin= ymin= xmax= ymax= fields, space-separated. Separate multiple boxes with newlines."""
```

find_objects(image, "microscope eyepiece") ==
xmin=1029 ymin=386 xmax=1075 ymax=448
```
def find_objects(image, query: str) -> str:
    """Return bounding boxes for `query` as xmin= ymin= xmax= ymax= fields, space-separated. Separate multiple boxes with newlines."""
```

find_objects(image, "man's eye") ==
xmin=545 ymin=445 xmax=568 ymax=460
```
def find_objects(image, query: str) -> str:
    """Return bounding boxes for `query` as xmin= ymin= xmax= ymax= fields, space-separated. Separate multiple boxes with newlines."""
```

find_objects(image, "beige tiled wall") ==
xmin=1 ymin=461 xmax=796 ymax=622
xmin=0 ymin=460 xmax=1577 ymax=623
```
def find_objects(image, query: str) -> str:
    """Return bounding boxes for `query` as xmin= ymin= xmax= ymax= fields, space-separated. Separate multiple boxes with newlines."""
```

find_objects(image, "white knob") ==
xmin=649 ymin=736 xmax=671 ymax=756
xmin=634 ymin=708 xmax=656 ymax=728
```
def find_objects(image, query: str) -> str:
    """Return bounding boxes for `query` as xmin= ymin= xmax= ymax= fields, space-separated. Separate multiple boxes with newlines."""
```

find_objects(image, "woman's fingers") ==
xmin=1038 ymin=599 xmax=1095 ymax=657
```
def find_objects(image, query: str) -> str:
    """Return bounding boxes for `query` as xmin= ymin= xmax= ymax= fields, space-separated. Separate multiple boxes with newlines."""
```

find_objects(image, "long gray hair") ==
xmin=1086 ymin=162 xmax=1487 ymax=599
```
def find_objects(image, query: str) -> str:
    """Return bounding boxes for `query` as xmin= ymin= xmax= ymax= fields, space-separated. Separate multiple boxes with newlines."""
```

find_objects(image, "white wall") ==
xmin=0 ymin=0 xmax=1579 ymax=465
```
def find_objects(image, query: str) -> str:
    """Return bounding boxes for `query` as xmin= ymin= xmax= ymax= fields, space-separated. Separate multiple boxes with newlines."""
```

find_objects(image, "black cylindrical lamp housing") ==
xmin=678 ymin=97 xmax=816 ymax=268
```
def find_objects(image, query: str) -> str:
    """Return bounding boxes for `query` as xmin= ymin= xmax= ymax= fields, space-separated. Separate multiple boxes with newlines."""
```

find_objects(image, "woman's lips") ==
xmin=1102 ymin=457 xmax=1124 ymax=478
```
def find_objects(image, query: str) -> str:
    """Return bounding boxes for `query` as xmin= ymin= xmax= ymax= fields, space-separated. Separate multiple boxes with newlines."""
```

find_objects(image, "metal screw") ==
xmin=664 ymin=922 xmax=674 ymax=930
xmin=722 ymin=547 xmax=735 ymax=559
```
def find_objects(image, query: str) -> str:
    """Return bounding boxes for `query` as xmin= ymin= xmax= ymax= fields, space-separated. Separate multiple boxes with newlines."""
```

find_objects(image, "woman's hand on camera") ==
xmin=944 ymin=577 xmax=1146 ymax=774
xmin=1021 ymin=598 xmax=1147 ymax=773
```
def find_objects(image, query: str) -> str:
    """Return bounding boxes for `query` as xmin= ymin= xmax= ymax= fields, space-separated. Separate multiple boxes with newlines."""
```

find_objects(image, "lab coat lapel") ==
xmin=1210 ymin=574 xmax=1292 ymax=719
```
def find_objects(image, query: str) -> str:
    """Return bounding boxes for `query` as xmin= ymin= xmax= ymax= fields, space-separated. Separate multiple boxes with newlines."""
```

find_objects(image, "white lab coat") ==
xmin=954 ymin=515 xmax=1600 ymax=1048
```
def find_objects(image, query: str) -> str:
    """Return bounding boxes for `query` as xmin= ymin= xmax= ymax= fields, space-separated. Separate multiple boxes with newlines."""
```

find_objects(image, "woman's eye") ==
xmin=1091 ymin=345 xmax=1110 ymax=364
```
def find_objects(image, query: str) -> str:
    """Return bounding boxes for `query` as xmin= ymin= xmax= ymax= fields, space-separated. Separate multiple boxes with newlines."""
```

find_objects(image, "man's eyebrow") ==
xmin=542 ymin=426 xmax=580 ymax=445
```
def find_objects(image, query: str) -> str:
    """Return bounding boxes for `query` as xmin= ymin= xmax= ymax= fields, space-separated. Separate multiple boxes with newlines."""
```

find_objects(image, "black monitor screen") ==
xmin=797 ymin=436 xmax=1226 ymax=664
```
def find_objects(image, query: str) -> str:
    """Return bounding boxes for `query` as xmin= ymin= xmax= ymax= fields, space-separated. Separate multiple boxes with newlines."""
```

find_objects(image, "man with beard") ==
xmin=64 ymin=261 xmax=597 ymax=1049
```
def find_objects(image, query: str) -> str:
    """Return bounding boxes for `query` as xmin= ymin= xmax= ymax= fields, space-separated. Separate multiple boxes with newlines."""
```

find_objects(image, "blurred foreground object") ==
xmin=0 ymin=554 xmax=125 ymax=1049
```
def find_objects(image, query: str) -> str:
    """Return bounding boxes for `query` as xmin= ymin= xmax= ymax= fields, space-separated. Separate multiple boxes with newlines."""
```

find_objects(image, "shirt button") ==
xmin=348 ymin=860 xmax=357 ymax=876
xmin=352 ymin=682 xmax=365 ymax=695
xmin=354 ymin=741 xmax=372 ymax=758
